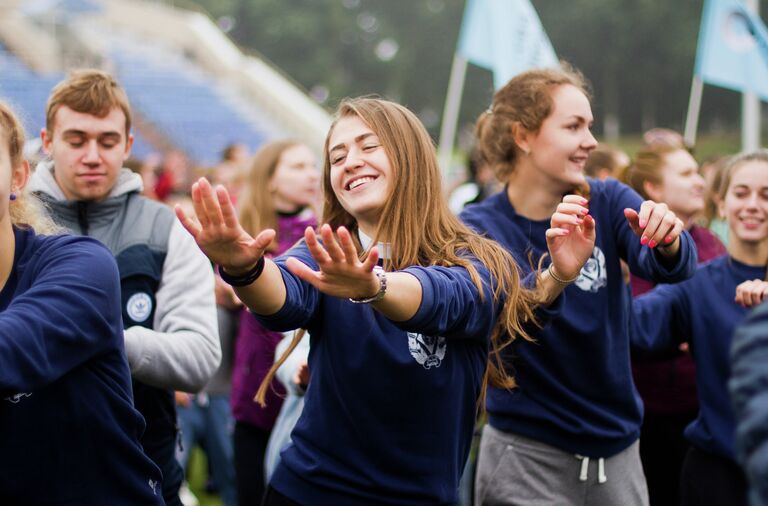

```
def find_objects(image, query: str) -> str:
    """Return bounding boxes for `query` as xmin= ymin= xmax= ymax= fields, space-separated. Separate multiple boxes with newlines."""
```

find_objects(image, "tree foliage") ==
xmin=189 ymin=0 xmax=767 ymax=139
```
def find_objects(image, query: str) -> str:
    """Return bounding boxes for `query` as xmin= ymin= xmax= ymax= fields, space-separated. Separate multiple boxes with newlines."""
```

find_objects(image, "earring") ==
xmin=9 ymin=192 xmax=16 ymax=201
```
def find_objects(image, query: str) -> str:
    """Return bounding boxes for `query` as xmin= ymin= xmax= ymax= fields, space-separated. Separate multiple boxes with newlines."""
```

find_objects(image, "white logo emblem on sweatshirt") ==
xmin=4 ymin=392 xmax=32 ymax=403
xmin=127 ymin=293 xmax=152 ymax=322
xmin=574 ymin=246 xmax=608 ymax=293
xmin=408 ymin=333 xmax=447 ymax=369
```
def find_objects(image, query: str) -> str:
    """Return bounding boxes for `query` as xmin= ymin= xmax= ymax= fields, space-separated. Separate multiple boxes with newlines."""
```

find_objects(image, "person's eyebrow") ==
xmin=329 ymin=132 xmax=376 ymax=153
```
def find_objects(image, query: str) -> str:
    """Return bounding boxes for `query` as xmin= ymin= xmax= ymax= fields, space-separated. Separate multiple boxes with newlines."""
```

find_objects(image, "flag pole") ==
xmin=438 ymin=53 xmax=468 ymax=174
xmin=684 ymin=76 xmax=704 ymax=148
xmin=743 ymin=0 xmax=761 ymax=151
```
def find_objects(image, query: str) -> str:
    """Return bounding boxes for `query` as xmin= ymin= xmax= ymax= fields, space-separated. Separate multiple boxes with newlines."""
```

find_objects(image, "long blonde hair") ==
xmin=0 ymin=101 xmax=61 ymax=234
xmin=255 ymin=98 xmax=539 ymax=408
xmin=238 ymin=140 xmax=303 ymax=251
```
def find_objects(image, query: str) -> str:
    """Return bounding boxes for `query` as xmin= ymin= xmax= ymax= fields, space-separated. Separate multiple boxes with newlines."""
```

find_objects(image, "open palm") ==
xmin=176 ymin=177 xmax=275 ymax=272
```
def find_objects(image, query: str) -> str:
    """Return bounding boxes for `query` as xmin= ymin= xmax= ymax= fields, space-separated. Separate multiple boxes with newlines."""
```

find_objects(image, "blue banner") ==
xmin=695 ymin=0 xmax=768 ymax=100
xmin=457 ymin=0 xmax=558 ymax=90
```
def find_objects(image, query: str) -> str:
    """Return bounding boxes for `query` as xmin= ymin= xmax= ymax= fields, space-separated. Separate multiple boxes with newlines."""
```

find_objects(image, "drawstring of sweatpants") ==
xmin=575 ymin=455 xmax=607 ymax=483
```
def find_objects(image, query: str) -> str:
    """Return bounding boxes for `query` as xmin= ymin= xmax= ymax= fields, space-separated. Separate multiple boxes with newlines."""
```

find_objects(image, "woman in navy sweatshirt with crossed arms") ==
xmin=633 ymin=150 xmax=768 ymax=506
xmin=177 ymin=97 xmax=596 ymax=506
xmin=0 ymin=104 xmax=164 ymax=502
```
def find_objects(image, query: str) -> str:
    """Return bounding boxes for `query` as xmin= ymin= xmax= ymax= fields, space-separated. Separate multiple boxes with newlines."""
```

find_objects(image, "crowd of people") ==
xmin=0 ymin=62 xmax=766 ymax=506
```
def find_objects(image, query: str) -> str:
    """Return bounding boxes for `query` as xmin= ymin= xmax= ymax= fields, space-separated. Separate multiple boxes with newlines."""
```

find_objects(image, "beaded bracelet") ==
xmin=218 ymin=257 xmax=266 ymax=287
xmin=547 ymin=263 xmax=580 ymax=285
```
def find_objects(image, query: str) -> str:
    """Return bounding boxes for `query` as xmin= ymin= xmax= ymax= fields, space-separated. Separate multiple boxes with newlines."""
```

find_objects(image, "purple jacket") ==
xmin=230 ymin=211 xmax=316 ymax=429
xmin=631 ymin=224 xmax=727 ymax=415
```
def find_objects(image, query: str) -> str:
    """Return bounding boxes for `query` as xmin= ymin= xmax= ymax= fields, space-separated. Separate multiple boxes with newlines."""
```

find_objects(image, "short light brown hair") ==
xmin=46 ymin=69 xmax=132 ymax=135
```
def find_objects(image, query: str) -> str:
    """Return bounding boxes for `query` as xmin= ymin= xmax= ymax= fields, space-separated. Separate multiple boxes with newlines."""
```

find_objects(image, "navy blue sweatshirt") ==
xmin=0 ymin=227 xmax=164 ymax=505
xmin=633 ymin=255 xmax=763 ymax=461
xmin=257 ymin=241 xmax=497 ymax=505
xmin=460 ymin=178 xmax=697 ymax=457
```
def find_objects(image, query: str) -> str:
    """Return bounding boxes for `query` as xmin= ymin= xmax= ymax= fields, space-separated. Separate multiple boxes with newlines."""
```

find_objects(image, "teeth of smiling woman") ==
xmin=349 ymin=176 xmax=375 ymax=190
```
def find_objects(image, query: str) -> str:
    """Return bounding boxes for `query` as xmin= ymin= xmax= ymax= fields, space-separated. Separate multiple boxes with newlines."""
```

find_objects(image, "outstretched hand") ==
xmin=546 ymin=194 xmax=596 ymax=280
xmin=624 ymin=201 xmax=684 ymax=256
xmin=176 ymin=177 xmax=275 ymax=274
xmin=286 ymin=225 xmax=381 ymax=300
xmin=735 ymin=279 xmax=768 ymax=308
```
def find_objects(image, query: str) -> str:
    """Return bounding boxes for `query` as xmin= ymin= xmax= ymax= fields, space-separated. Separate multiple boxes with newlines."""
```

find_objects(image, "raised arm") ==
xmin=285 ymin=224 xmax=422 ymax=322
xmin=175 ymin=177 xmax=286 ymax=315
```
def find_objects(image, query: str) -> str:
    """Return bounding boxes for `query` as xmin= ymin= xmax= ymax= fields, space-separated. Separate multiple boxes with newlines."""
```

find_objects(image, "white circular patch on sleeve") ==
xmin=127 ymin=292 xmax=153 ymax=322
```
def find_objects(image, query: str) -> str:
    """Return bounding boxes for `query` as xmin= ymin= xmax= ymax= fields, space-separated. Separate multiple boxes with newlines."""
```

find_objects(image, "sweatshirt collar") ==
xmin=358 ymin=229 xmax=391 ymax=260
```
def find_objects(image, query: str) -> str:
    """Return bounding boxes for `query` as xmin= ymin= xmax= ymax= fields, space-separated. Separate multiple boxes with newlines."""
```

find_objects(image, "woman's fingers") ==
xmin=215 ymin=184 xmax=240 ymax=230
xmin=555 ymin=202 xmax=589 ymax=217
xmin=545 ymin=227 xmax=570 ymax=239
xmin=320 ymin=224 xmax=347 ymax=263
xmin=175 ymin=204 xmax=201 ymax=239
xmin=198 ymin=177 xmax=225 ymax=228
xmin=304 ymin=227 xmax=332 ymax=265
xmin=337 ymin=227 xmax=362 ymax=265
xmin=623 ymin=208 xmax=643 ymax=237
xmin=361 ymin=246 xmax=380 ymax=271
xmin=286 ymin=257 xmax=323 ymax=289
xmin=253 ymin=229 xmax=277 ymax=256
xmin=562 ymin=194 xmax=589 ymax=207
xmin=735 ymin=280 xmax=768 ymax=307
xmin=551 ymin=211 xmax=584 ymax=228
xmin=190 ymin=181 xmax=210 ymax=229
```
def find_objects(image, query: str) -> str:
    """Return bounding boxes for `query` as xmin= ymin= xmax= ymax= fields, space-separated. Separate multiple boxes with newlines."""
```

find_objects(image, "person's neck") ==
xmin=729 ymin=239 xmax=768 ymax=267
xmin=506 ymin=168 xmax=573 ymax=220
xmin=357 ymin=219 xmax=386 ymax=243
xmin=273 ymin=199 xmax=303 ymax=216
xmin=0 ymin=220 xmax=16 ymax=292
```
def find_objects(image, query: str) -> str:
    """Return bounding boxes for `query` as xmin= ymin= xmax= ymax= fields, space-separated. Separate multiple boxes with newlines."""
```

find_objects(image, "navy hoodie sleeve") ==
xmin=631 ymin=280 xmax=692 ymax=352
xmin=606 ymin=179 xmax=697 ymax=282
xmin=0 ymin=238 xmax=123 ymax=395
xmin=396 ymin=263 xmax=498 ymax=341
xmin=730 ymin=301 xmax=768 ymax=505
xmin=255 ymin=240 xmax=321 ymax=332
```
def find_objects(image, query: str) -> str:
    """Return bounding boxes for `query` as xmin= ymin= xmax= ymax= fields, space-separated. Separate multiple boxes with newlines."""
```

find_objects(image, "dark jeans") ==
xmin=639 ymin=411 xmax=694 ymax=506
xmin=234 ymin=421 xmax=271 ymax=506
xmin=680 ymin=446 xmax=747 ymax=506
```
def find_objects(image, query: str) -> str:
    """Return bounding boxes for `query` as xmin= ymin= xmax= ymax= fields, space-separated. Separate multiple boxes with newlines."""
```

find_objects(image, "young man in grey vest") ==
xmin=30 ymin=69 xmax=221 ymax=506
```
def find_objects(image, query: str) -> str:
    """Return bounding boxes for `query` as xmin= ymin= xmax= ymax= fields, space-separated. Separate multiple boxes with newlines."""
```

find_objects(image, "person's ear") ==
xmin=41 ymin=128 xmax=52 ymax=155
xmin=511 ymin=122 xmax=531 ymax=156
xmin=11 ymin=159 xmax=30 ymax=196
xmin=122 ymin=133 xmax=134 ymax=161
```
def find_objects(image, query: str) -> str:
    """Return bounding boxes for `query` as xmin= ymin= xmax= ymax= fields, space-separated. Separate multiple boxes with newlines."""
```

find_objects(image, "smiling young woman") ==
xmin=176 ymin=96 xmax=596 ymax=506
xmin=631 ymin=151 xmax=768 ymax=506
xmin=462 ymin=65 xmax=697 ymax=506
xmin=621 ymin=144 xmax=727 ymax=505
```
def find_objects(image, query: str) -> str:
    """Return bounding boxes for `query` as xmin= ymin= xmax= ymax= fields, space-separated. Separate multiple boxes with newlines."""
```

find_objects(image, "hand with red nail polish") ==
xmin=546 ymin=194 xmax=596 ymax=284
xmin=624 ymin=200 xmax=684 ymax=258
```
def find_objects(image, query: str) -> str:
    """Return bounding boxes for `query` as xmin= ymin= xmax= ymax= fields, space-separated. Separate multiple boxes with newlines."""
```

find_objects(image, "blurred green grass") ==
xmin=186 ymin=448 xmax=223 ymax=506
